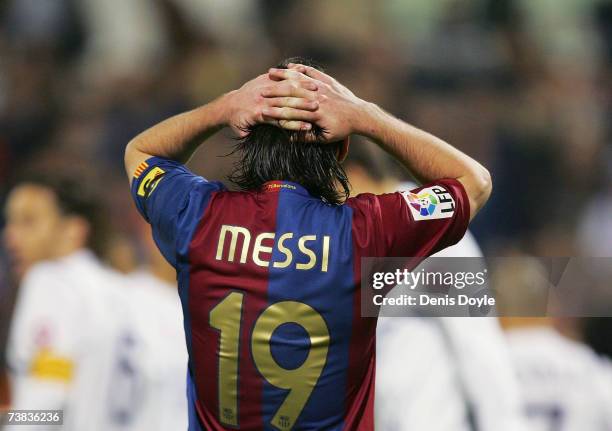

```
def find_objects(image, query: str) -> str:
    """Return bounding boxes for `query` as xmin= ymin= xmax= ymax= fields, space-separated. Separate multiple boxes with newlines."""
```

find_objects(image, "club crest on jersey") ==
xmin=401 ymin=185 xmax=455 ymax=221
xmin=137 ymin=167 xmax=166 ymax=198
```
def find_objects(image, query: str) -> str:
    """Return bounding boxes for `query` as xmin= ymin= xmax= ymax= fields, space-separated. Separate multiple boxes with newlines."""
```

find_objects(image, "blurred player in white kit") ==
xmin=506 ymin=322 xmax=612 ymax=431
xmin=497 ymin=260 xmax=612 ymax=431
xmin=3 ymin=171 xmax=188 ymax=430
xmin=3 ymin=172 xmax=134 ymax=430
xmin=121 ymin=217 xmax=188 ymax=431
xmin=344 ymin=141 xmax=526 ymax=431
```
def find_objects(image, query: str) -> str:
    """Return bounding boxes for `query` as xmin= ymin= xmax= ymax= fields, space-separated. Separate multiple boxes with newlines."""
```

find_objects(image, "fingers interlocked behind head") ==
xmin=260 ymin=68 xmax=325 ymax=132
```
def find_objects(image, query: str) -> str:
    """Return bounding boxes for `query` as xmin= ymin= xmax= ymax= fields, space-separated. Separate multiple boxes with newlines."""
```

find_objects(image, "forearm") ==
xmin=355 ymin=103 xmax=492 ymax=218
xmin=124 ymin=94 xmax=230 ymax=181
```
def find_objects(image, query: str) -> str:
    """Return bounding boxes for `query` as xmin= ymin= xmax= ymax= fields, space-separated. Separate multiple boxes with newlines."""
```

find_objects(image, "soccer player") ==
xmin=3 ymin=173 xmax=136 ymax=430
xmin=125 ymin=58 xmax=492 ymax=430
xmin=497 ymin=260 xmax=612 ymax=431
xmin=505 ymin=318 xmax=612 ymax=430
xmin=344 ymin=143 xmax=526 ymax=431
xmin=123 ymin=218 xmax=189 ymax=430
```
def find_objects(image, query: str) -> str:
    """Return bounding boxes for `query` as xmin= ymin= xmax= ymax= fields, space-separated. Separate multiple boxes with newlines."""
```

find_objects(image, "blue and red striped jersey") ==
xmin=131 ymin=156 xmax=469 ymax=430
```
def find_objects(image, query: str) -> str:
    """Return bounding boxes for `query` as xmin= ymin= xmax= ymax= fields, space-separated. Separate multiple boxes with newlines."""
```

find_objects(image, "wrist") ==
xmin=211 ymin=91 xmax=237 ymax=127
xmin=351 ymin=100 xmax=386 ymax=138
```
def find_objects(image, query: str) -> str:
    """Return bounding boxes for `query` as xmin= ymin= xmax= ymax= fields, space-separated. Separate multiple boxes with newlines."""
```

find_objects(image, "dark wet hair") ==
xmin=228 ymin=57 xmax=350 ymax=205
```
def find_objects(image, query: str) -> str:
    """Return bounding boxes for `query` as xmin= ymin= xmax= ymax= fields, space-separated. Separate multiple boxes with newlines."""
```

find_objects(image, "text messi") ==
xmin=215 ymin=225 xmax=330 ymax=272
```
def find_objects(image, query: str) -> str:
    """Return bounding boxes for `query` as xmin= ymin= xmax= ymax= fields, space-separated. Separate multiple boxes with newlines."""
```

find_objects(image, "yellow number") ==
xmin=211 ymin=296 xmax=330 ymax=430
xmin=209 ymin=291 xmax=243 ymax=427
xmin=252 ymin=301 xmax=330 ymax=430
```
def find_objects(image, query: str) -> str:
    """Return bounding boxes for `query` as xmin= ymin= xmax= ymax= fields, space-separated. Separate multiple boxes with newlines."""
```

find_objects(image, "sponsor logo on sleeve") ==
xmin=400 ymin=185 xmax=455 ymax=221
xmin=137 ymin=167 xmax=166 ymax=198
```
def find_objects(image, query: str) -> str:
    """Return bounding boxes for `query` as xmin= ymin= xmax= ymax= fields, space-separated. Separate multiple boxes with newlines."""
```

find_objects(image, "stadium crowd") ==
xmin=1 ymin=0 xmax=611 ymax=260
xmin=1 ymin=0 xmax=611 ymax=429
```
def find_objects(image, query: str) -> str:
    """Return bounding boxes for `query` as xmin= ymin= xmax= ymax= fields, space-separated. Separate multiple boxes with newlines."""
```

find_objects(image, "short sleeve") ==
xmin=348 ymin=179 xmax=469 ymax=258
xmin=7 ymin=267 xmax=77 ymax=384
xmin=130 ymin=157 xmax=225 ymax=267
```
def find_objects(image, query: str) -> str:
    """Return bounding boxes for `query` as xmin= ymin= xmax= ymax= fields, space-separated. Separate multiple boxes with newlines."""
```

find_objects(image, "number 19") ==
xmin=210 ymin=292 xmax=330 ymax=430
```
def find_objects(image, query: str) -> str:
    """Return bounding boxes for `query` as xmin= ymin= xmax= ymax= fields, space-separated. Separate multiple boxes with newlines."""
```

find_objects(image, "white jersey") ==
xmin=6 ymin=250 xmax=133 ymax=431
xmin=376 ymin=188 xmax=526 ymax=431
xmin=376 ymin=317 xmax=472 ymax=431
xmin=123 ymin=271 xmax=188 ymax=431
xmin=507 ymin=327 xmax=612 ymax=431
xmin=376 ymin=233 xmax=524 ymax=431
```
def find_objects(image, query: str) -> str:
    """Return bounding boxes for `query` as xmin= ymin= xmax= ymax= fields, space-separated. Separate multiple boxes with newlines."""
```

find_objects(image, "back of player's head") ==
xmin=343 ymin=137 xmax=391 ymax=183
xmin=342 ymin=137 xmax=406 ymax=195
xmin=10 ymin=170 xmax=108 ymax=258
xmin=229 ymin=57 xmax=350 ymax=204
xmin=583 ymin=317 xmax=612 ymax=360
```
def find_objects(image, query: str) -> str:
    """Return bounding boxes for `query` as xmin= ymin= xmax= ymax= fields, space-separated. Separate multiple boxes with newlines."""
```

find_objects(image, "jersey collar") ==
xmin=262 ymin=180 xmax=311 ymax=197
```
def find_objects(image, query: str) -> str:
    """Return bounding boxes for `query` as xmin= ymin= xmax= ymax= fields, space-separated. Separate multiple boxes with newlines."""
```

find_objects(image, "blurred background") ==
xmin=0 ymin=0 xmax=611 ymax=427
xmin=2 ymin=0 xmax=612 ymax=260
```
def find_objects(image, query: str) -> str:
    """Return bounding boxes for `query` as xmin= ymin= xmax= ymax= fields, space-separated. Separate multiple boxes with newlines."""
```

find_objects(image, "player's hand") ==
xmin=268 ymin=64 xmax=368 ymax=142
xmin=223 ymin=73 xmax=320 ymax=137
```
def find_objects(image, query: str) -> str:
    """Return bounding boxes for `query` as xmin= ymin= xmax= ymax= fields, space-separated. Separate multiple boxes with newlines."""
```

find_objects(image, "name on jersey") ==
xmin=401 ymin=185 xmax=455 ymax=221
xmin=215 ymin=225 xmax=330 ymax=272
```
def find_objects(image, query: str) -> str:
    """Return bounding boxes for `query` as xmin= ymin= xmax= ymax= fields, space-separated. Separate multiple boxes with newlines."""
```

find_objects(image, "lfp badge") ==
xmin=401 ymin=185 xmax=456 ymax=221
xmin=408 ymin=191 xmax=438 ymax=217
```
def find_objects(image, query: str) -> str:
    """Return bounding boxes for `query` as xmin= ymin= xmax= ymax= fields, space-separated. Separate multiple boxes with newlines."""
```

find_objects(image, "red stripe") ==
xmin=342 ymin=198 xmax=379 ymax=430
xmin=188 ymin=189 xmax=279 ymax=430
xmin=134 ymin=162 xmax=148 ymax=174
xmin=134 ymin=163 xmax=148 ymax=178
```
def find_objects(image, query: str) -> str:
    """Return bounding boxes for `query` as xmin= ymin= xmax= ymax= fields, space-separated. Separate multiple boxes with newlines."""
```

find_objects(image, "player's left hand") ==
xmin=267 ymin=65 xmax=368 ymax=142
